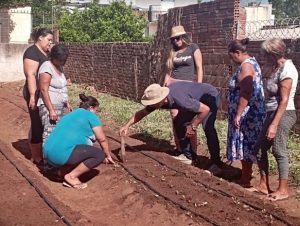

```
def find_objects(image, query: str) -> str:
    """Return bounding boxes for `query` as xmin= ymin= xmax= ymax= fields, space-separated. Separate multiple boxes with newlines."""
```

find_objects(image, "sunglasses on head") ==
xmin=170 ymin=36 xmax=182 ymax=42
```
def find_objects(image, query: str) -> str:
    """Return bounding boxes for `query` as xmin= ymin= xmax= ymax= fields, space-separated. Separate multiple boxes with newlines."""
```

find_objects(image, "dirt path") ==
xmin=0 ymin=81 xmax=299 ymax=226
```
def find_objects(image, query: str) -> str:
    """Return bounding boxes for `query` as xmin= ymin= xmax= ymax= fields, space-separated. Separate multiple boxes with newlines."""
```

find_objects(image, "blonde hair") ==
xmin=166 ymin=34 xmax=192 ymax=71
xmin=261 ymin=38 xmax=287 ymax=59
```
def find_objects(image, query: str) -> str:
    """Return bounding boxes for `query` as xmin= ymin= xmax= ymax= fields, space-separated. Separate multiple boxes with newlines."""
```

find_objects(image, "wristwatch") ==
xmin=191 ymin=124 xmax=197 ymax=131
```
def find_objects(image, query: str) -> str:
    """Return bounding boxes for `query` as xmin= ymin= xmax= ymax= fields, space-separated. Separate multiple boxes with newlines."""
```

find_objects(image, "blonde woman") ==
xmin=164 ymin=25 xmax=203 ymax=85
xmin=254 ymin=38 xmax=298 ymax=201
xmin=163 ymin=26 xmax=208 ymax=168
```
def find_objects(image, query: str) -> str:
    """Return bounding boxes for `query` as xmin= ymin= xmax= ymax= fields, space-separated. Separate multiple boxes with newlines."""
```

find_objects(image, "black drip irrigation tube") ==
xmin=108 ymin=135 xmax=293 ymax=226
xmin=0 ymin=148 xmax=73 ymax=226
xmin=119 ymin=161 xmax=220 ymax=226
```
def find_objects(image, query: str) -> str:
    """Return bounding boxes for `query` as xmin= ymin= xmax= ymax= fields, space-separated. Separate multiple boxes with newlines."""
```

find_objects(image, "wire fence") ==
xmin=237 ymin=17 xmax=300 ymax=40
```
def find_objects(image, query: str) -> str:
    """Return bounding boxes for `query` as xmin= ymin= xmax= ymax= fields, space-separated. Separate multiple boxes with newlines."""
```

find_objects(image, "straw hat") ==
xmin=170 ymin=25 xmax=187 ymax=38
xmin=141 ymin=84 xmax=169 ymax=106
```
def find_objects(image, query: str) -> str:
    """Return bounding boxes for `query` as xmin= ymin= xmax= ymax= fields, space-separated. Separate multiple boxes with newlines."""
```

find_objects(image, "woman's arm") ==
xmin=234 ymin=63 xmax=255 ymax=128
xmin=39 ymin=73 xmax=57 ymax=121
xmin=267 ymin=78 xmax=292 ymax=139
xmin=163 ymin=73 xmax=172 ymax=86
xmin=194 ymin=49 xmax=203 ymax=83
xmin=93 ymin=126 xmax=114 ymax=164
xmin=23 ymin=59 xmax=39 ymax=109
xmin=186 ymin=102 xmax=210 ymax=137
xmin=120 ymin=108 xmax=152 ymax=136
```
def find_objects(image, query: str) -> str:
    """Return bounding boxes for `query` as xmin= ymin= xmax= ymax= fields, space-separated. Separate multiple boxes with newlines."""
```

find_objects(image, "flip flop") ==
xmin=62 ymin=181 xmax=88 ymax=189
xmin=267 ymin=194 xmax=289 ymax=202
xmin=246 ymin=187 xmax=269 ymax=195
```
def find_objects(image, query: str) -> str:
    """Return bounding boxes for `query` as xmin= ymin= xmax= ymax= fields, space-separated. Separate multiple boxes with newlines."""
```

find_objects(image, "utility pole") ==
xmin=51 ymin=0 xmax=54 ymax=30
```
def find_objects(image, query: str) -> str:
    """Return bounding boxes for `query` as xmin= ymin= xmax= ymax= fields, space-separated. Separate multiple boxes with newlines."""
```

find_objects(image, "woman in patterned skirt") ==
xmin=37 ymin=43 xmax=72 ymax=143
xmin=227 ymin=38 xmax=265 ymax=187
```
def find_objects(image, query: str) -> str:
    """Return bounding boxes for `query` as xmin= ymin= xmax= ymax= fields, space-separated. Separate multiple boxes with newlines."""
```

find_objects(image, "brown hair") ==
xmin=228 ymin=38 xmax=250 ymax=53
xmin=31 ymin=28 xmax=53 ymax=42
xmin=79 ymin=94 xmax=99 ymax=109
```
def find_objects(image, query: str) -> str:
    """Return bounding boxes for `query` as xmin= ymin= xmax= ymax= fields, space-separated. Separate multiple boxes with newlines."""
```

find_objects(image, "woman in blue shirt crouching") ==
xmin=44 ymin=94 xmax=115 ymax=189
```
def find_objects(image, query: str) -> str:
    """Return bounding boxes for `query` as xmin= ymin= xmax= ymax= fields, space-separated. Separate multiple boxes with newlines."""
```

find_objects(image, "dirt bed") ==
xmin=0 ymin=81 xmax=299 ymax=226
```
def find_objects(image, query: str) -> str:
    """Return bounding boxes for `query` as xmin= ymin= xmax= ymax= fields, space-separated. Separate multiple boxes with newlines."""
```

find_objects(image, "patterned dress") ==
xmin=227 ymin=57 xmax=265 ymax=163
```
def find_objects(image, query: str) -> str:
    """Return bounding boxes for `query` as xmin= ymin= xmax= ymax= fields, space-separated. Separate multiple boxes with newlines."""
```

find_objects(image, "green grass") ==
xmin=68 ymin=83 xmax=300 ymax=184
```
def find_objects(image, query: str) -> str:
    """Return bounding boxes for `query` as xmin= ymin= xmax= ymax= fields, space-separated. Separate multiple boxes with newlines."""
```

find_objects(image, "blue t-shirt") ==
xmin=43 ymin=108 xmax=102 ymax=166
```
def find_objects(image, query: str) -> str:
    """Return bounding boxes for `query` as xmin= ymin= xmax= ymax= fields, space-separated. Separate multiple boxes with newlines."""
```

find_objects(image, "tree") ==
xmin=58 ymin=1 xmax=147 ymax=42
xmin=269 ymin=0 xmax=300 ymax=18
xmin=32 ymin=0 xmax=65 ymax=29
xmin=0 ymin=0 xmax=32 ymax=8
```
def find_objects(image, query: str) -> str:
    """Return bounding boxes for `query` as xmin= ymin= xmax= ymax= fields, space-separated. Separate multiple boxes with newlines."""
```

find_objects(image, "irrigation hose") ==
xmin=108 ymin=135 xmax=293 ymax=226
xmin=0 ymin=148 xmax=73 ymax=226
xmin=119 ymin=161 xmax=220 ymax=226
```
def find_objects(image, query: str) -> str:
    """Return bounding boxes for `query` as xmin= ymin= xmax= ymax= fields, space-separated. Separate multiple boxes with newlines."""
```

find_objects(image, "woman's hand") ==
xmin=29 ymin=96 xmax=37 ymax=110
xmin=119 ymin=126 xmax=129 ymax=137
xmin=234 ymin=115 xmax=241 ymax=129
xmin=66 ymin=102 xmax=73 ymax=112
xmin=49 ymin=110 xmax=58 ymax=121
xmin=185 ymin=124 xmax=196 ymax=138
xmin=104 ymin=156 xmax=115 ymax=164
xmin=266 ymin=124 xmax=278 ymax=140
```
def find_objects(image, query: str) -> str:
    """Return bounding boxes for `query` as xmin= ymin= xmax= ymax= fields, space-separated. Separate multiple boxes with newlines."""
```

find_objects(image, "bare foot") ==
xmin=267 ymin=191 xmax=289 ymax=201
xmin=246 ymin=186 xmax=269 ymax=195
xmin=64 ymin=173 xmax=82 ymax=186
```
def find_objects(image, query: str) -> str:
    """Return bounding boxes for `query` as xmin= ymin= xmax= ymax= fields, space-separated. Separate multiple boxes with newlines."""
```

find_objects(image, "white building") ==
xmin=0 ymin=6 xmax=32 ymax=43
xmin=244 ymin=3 xmax=274 ymax=21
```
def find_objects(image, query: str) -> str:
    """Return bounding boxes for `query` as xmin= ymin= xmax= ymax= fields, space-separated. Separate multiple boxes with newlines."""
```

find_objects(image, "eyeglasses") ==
xmin=170 ymin=36 xmax=181 ymax=42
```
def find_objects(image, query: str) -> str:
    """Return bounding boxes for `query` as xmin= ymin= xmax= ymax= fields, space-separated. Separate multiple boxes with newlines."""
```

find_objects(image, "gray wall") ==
xmin=0 ymin=43 xmax=28 ymax=82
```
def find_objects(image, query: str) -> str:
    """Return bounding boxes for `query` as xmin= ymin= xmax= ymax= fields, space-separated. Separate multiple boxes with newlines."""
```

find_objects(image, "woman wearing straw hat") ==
xmin=120 ymin=82 xmax=221 ymax=169
xmin=163 ymin=25 xmax=204 ymax=164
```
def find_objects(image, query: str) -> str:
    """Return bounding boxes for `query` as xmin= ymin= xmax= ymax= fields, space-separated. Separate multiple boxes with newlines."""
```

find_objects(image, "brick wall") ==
xmin=64 ymin=42 xmax=151 ymax=101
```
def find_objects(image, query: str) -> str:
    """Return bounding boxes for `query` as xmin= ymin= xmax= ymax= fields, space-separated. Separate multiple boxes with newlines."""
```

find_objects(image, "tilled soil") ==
xmin=0 ymin=81 xmax=299 ymax=226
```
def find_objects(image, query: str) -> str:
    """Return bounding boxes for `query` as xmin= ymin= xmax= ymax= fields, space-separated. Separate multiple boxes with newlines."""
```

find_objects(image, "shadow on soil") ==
xmin=112 ymin=133 xmax=242 ymax=184
xmin=12 ymin=139 xmax=99 ymax=184
xmin=12 ymin=139 xmax=31 ymax=160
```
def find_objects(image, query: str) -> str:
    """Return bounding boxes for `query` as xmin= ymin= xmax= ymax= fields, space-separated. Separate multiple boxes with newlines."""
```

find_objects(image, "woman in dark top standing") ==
xmin=23 ymin=28 xmax=53 ymax=165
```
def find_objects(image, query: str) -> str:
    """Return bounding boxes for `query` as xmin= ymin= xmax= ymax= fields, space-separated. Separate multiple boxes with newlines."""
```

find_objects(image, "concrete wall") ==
xmin=0 ymin=43 xmax=28 ymax=82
